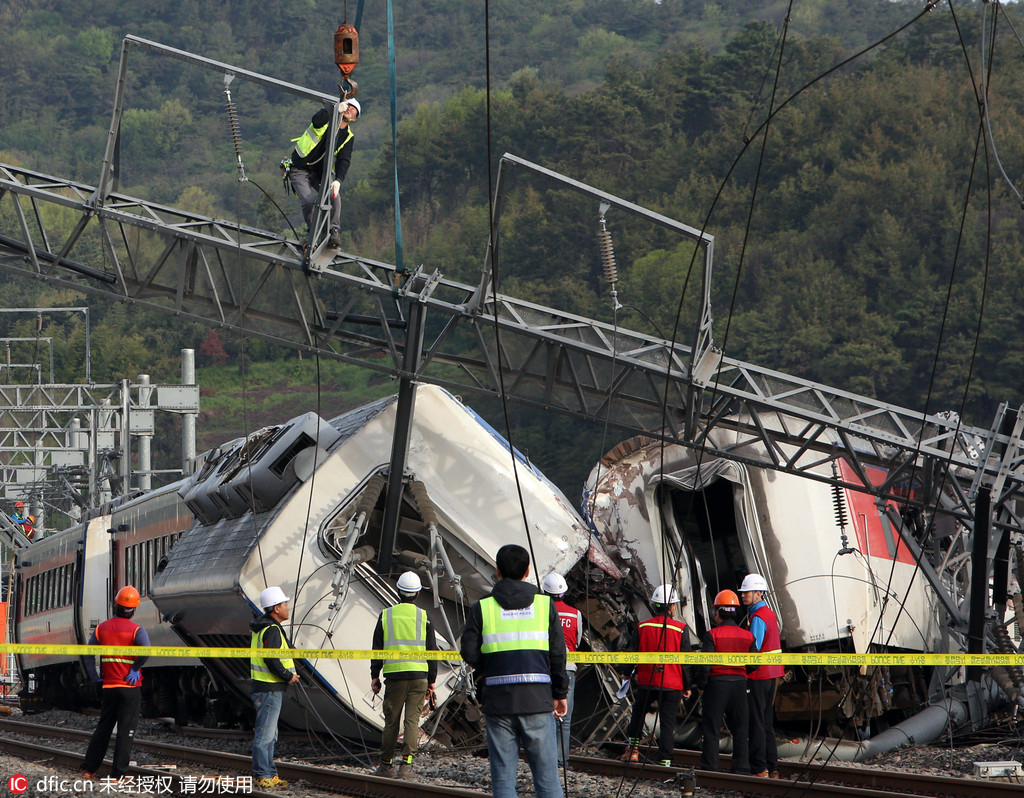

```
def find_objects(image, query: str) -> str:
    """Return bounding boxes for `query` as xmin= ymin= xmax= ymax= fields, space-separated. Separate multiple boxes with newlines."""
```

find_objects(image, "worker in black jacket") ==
xmin=287 ymin=98 xmax=360 ymax=249
xmin=460 ymin=544 xmax=568 ymax=798
xmin=693 ymin=590 xmax=755 ymax=774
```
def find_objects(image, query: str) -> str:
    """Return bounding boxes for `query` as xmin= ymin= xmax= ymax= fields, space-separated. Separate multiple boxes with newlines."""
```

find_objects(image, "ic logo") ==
xmin=8 ymin=774 xmax=29 ymax=794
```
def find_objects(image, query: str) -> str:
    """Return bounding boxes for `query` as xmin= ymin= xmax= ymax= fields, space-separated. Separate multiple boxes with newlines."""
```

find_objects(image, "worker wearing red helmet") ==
xmin=693 ymin=589 xmax=756 ymax=773
xmin=81 ymin=585 xmax=150 ymax=782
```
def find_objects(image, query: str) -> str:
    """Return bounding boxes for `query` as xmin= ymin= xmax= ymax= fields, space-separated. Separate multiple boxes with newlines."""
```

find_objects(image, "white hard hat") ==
xmin=343 ymin=98 xmax=361 ymax=117
xmin=740 ymin=573 xmax=769 ymax=593
xmin=259 ymin=586 xmax=290 ymax=610
xmin=541 ymin=573 xmax=568 ymax=596
xmin=651 ymin=584 xmax=679 ymax=605
xmin=397 ymin=571 xmax=422 ymax=593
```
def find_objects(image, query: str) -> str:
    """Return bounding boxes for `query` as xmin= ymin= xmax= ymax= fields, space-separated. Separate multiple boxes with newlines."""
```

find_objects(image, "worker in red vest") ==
xmin=81 ymin=586 xmax=149 ymax=781
xmin=740 ymin=573 xmax=784 ymax=778
xmin=542 ymin=573 xmax=582 ymax=767
xmin=621 ymin=584 xmax=693 ymax=766
xmin=693 ymin=590 xmax=755 ymax=773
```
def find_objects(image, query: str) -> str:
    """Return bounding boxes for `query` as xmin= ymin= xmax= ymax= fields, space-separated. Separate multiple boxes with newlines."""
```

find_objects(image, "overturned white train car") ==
xmin=583 ymin=434 xmax=950 ymax=728
xmin=151 ymin=384 xmax=594 ymax=740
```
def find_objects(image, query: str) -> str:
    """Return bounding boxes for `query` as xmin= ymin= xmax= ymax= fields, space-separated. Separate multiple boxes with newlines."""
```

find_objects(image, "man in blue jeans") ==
xmin=250 ymin=586 xmax=300 ymax=790
xmin=461 ymin=544 xmax=568 ymax=798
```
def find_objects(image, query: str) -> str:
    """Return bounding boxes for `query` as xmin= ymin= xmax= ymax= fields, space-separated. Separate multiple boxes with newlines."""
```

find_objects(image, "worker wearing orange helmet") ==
xmin=693 ymin=589 xmax=755 ymax=774
xmin=11 ymin=501 xmax=33 ymax=539
xmin=81 ymin=585 xmax=150 ymax=781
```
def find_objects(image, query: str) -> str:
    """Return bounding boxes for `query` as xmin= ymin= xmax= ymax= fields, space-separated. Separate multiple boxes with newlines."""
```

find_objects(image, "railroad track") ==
xmin=582 ymin=748 xmax=1023 ymax=798
xmin=0 ymin=719 xmax=481 ymax=798
xmin=4 ymin=717 xmax=1020 ymax=798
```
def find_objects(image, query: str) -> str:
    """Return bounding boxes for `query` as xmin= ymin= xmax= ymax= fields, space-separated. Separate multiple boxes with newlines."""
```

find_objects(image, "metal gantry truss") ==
xmin=0 ymin=38 xmax=1021 ymax=582
xmin=0 ymin=377 xmax=199 ymax=526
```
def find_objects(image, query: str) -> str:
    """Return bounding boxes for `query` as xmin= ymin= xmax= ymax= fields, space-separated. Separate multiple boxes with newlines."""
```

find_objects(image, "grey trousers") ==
xmin=289 ymin=167 xmax=341 ymax=232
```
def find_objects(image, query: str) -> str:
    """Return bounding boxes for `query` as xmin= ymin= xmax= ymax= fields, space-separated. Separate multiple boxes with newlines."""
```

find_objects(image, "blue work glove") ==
xmin=125 ymin=668 xmax=141 ymax=686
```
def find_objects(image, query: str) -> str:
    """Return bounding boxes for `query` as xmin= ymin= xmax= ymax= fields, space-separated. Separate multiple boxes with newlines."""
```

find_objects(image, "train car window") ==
xmin=126 ymin=544 xmax=134 ymax=591
xmin=62 ymin=564 xmax=71 ymax=607
xmin=45 ymin=569 xmax=53 ymax=612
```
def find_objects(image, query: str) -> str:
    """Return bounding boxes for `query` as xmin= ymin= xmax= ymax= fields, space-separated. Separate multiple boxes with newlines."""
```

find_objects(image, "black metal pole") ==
xmin=377 ymin=299 xmax=425 ymax=575
xmin=966 ymin=487 xmax=990 ymax=683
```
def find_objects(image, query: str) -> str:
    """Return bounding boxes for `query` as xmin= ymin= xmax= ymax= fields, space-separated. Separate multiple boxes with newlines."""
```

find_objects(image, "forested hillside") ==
xmin=1 ymin=0 xmax=1022 ymax=494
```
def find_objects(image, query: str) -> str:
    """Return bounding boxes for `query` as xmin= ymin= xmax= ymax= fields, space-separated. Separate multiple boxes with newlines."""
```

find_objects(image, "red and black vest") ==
xmin=96 ymin=617 xmax=142 ymax=688
xmin=746 ymin=603 xmax=784 ymax=680
xmin=636 ymin=616 xmax=687 ymax=691
xmin=555 ymin=599 xmax=581 ymax=672
xmin=708 ymin=624 xmax=755 ymax=678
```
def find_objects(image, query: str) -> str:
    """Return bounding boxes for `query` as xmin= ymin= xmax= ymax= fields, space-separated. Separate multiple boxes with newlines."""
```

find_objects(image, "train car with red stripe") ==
xmin=13 ymin=483 xmax=200 ymax=719
xmin=583 ymin=434 xmax=951 ymax=734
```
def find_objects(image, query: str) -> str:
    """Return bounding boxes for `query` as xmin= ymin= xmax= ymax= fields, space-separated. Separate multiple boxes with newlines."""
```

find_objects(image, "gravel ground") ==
xmin=2 ymin=708 xmax=1023 ymax=797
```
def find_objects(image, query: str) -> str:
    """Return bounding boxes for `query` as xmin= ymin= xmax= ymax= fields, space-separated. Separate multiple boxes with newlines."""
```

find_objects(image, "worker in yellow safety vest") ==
xmin=249 ymin=586 xmax=300 ymax=790
xmin=460 ymin=544 xmax=568 ymax=798
xmin=370 ymin=571 xmax=438 ymax=780
xmin=285 ymin=98 xmax=360 ymax=250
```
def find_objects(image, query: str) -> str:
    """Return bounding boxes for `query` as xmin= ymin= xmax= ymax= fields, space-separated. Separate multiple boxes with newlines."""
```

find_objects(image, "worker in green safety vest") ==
xmin=460 ymin=544 xmax=568 ymax=798
xmin=370 ymin=571 xmax=438 ymax=780
xmin=285 ymin=98 xmax=360 ymax=250
xmin=249 ymin=586 xmax=300 ymax=791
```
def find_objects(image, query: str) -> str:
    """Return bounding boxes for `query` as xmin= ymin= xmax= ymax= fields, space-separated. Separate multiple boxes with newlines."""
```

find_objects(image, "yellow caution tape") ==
xmin=2 ymin=644 xmax=1023 ymax=666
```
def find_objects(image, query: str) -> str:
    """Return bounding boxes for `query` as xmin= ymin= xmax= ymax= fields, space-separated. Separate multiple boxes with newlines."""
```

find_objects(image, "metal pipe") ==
xmin=778 ymin=697 xmax=969 ymax=763
xmin=181 ymin=349 xmax=196 ymax=475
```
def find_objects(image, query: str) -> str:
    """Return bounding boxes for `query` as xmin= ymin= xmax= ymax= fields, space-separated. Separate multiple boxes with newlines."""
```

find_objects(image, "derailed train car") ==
xmin=149 ymin=384 xmax=600 ymax=740
xmin=582 ymin=432 xmax=959 ymax=734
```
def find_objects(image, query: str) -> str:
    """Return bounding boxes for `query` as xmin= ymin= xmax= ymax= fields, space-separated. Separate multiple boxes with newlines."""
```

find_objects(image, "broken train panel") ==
xmin=584 ymin=433 xmax=950 ymax=731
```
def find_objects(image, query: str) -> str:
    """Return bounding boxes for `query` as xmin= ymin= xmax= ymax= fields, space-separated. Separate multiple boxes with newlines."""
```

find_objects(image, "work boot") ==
xmin=659 ymin=759 xmax=672 ymax=768
xmin=80 ymin=772 xmax=94 ymax=781
xmin=328 ymin=228 xmax=341 ymax=249
xmin=769 ymin=769 xmax=780 ymax=779
xmin=755 ymin=770 xmax=769 ymax=778
xmin=620 ymin=746 xmax=639 ymax=763
xmin=397 ymin=762 xmax=413 ymax=779
xmin=374 ymin=762 xmax=396 ymax=778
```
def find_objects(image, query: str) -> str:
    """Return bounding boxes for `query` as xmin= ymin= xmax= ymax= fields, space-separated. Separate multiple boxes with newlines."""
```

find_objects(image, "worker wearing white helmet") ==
xmin=542 ymin=572 xmax=582 ymax=767
xmin=285 ymin=96 xmax=362 ymax=250
xmin=370 ymin=571 xmax=437 ymax=779
xmin=249 ymin=586 xmax=299 ymax=789
xmin=739 ymin=573 xmax=783 ymax=778
xmin=620 ymin=584 xmax=694 ymax=766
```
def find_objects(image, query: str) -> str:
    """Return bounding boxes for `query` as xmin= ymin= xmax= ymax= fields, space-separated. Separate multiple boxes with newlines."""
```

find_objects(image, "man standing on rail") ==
xmin=740 ymin=573 xmax=784 ymax=779
xmin=460 ymin=544 xmax=568 ymax=798
xmin=250 ymin=586 xmax=300 ymax=790
xmin=541 ymin=572 xmax=582 ymax=768
xmin=285 ymin=98 xmax=360 ymax=250
xmin=81 ymin=586 xmax=149 ymax=782
xmin=620 ymin=584 xmax=693 ymax=766
xmin=693 ymin=589 xmax=755 ymax=773
xmin=370 ymin=571 xmax=437 ymax=779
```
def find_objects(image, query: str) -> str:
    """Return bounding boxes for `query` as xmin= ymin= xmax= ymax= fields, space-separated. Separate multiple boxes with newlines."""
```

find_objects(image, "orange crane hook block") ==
xmin=334 ymin=24 xmax=359 ymax=76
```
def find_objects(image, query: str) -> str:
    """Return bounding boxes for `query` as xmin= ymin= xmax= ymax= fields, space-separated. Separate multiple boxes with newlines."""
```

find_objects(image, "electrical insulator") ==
xmin=831 ymin=460 xmax=854 ymax=555
xmin=599 ymin=220 xmax=617 ymax=288
xmin=223 ymin=75 xmax=247 ymax=182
